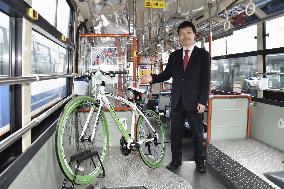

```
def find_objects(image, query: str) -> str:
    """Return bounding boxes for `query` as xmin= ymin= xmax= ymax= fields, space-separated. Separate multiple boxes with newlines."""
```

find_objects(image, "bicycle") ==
xmin=55 ymin=70 xmax=166 ymax=186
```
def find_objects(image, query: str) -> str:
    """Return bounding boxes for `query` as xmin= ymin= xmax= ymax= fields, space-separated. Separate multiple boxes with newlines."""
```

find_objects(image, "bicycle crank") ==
xmin=120 ymin=136 xmax=131 ymax=156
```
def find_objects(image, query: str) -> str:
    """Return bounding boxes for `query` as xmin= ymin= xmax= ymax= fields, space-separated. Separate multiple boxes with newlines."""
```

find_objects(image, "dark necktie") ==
xmin=183 ymin=50 xmax=189 ymax=71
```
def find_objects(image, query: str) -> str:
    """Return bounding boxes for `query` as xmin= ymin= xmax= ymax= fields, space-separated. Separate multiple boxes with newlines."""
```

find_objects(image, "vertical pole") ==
xmin=206 ymin=98 xmax=212 ymax=145
xmin=246 ymin=97 xmax=252 ymax=138
xmin=206 ymin=1 xmax=213 ymax=145
xmin=133 ymin=0 xmax=137 ymax=37
xmin=208 ymin=1 xmax=213 ymax=55
xmin=160 ymin=60 xmax=163 ymax=91
xmin=133 ymin=37 xmax=137 ymax=87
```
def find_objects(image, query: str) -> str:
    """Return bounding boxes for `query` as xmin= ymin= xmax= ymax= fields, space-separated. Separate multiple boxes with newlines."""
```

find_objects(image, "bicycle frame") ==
xmin=80 ymin=74 xmax=159 ymax=147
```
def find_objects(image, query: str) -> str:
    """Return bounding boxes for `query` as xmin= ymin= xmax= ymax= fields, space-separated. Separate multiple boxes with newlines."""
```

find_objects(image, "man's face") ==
xmin=179 ymin=27 xmax=195 ymax=47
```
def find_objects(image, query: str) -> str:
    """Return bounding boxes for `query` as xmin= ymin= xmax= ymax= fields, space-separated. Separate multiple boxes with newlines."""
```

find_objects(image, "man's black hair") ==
xmin=177 ymin=21 xmax=196 ymax=34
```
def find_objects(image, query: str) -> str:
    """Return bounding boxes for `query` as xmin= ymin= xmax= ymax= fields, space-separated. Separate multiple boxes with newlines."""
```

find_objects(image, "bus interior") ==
xmin=0 ymin=0 xmax=284 ymax=188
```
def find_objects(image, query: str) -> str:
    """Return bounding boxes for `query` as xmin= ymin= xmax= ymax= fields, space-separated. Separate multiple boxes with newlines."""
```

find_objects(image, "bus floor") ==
xmin=87 ymin=128 xmax=231 ymax=189
xmin=163 ymin=128 xmax=231 ymax=189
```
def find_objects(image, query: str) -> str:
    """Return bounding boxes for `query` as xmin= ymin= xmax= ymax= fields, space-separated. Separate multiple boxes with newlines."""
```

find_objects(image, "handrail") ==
xmin=0 ymin=94 xmax=74 ymax=153
xmin=0 ymin=74 xmax=73 ymax=86
xmin=256 ymin=72 xmax=284 ymax=76
xmin=79 ymin=33 xmax=132 ymax=38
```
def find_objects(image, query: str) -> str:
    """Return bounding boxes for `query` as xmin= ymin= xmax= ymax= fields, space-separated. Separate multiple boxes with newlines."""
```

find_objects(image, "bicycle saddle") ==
xmin=127 ymin=86 xmax=147 ymax=94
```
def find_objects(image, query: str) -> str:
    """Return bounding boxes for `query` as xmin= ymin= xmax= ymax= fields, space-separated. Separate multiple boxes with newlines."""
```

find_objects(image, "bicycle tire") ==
xmin=136 ymin=110 xmax=165 ymax=168
xmin=55 ymin=95 xmax=109 ymax=185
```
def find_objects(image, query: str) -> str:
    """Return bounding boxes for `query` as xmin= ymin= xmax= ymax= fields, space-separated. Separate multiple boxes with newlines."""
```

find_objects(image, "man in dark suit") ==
xmin=141 ymin=21 xmax=210 ymax=173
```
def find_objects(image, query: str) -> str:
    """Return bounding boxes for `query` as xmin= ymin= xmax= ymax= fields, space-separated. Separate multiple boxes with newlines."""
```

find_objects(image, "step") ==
xmin=207 ymin=139 xmax=284 ymax=189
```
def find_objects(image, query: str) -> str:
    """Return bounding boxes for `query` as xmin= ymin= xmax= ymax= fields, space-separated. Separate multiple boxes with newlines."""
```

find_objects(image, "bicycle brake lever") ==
xmin=109 ymin=73 xmax=115 ymax=78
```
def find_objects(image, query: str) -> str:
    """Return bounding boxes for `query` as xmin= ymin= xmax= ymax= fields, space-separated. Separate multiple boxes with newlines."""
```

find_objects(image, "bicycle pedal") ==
xmin=145 ymin=155 xmax=155 ymax=160
xmin=85 ymin=184 xmax=95 ymax=189
xmin=130 ymin=149 xmax=139 ymax=155
xmin=97 ymin=171 xmax=105 ymax=178
xmin=131 ymin=148 xmax=138 ymax=151
xmin=75 ymin=165 xmax=85 ymax=172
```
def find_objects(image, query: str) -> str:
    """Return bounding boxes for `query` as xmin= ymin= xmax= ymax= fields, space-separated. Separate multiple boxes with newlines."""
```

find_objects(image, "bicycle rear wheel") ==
xmin=56 ymin=96 xmax=109 ymax=185
xmin=136 ymin=110 xmax=165 ymax=168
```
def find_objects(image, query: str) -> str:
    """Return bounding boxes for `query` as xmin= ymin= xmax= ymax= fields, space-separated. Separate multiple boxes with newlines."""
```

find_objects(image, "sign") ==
xmin=91 ymin=47 xmax=118 ymax=84
xmin=278 ymin=118 xmax=284 ymax=129
xmin=91 ymin=47 xmax=118 ymax=71
xmin=145 ymin=0 xmax=166 ymax=9
xmin=139 ymin=65 xmax=152 ymax=78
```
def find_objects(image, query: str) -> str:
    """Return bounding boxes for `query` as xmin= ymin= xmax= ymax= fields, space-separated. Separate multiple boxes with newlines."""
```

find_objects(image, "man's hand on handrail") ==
xmin=140 ymin=74 xmax=153 ymax=84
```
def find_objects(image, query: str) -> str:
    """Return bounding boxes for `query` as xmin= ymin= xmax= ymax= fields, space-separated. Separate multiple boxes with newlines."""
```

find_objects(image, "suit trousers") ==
xmin=170 ymin=97 xmax=204 ymax=164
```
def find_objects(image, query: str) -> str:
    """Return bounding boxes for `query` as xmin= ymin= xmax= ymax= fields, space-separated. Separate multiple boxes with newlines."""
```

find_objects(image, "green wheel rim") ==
xmin=137 ymin=110 xmax=165 ymax=168
xmin=55 ymin=95 xmax=109 ymax=185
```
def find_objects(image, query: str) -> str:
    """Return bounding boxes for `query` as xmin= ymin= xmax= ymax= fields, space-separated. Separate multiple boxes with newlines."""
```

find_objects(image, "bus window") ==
xmin=31 ymin=31 xmax=67 ymax=116
xmin=227 ymin=24 xmax=257 ymax=54
xmin=0 ymin=12 xmax=9 ymax=76
xmin=56 ymin=0 xmax=70 ymax=37
xmin=211 ymin=56 xmax=257 ymax=96
xmin=266 ymin=53 xmax=284 ymax=91
xmin=0 ymin=12 xmax=10 ymax=138
xmin=266 ymin=15 xmax=284 ymax=49
xmin=0 ymin=85 xmax=10 ymax=137
xmin=32 ymin=0 xmax=57 ymax=26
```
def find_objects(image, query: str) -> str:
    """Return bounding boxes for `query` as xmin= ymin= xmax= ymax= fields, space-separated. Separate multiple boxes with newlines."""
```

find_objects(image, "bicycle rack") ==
xmin=62 ymin=150 xmax=106 ymax=189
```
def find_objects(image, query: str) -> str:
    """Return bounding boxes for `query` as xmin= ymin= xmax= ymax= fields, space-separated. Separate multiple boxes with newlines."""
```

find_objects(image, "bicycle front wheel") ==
xmin=55 ymin=95 xmax=109 ymax=185
xmin=136 ymin=110 xmax=165 ymax=168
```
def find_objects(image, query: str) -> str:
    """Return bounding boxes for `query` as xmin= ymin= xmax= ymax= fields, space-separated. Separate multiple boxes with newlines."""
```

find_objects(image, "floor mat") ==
xmin=92 ymin=149 xmax=193 ymax=189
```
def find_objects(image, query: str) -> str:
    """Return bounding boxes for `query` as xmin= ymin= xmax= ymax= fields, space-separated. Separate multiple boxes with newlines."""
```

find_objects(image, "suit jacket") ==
xmin=152 ymin=46 xmax=211 ymax=111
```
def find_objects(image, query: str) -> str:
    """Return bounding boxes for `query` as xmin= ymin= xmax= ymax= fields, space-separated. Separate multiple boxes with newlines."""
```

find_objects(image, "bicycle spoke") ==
xmin=136 ymin=110 xmax=165 ymax=168
xmin=55 ymin=96 xmax=109 ymax=185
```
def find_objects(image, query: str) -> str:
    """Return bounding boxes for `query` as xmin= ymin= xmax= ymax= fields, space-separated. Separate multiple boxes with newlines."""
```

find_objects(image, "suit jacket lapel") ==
xmin=177 ymin=48 xmax=184 ymax=71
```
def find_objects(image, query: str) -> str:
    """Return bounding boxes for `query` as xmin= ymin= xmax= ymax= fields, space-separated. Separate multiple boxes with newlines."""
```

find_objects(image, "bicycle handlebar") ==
xmin=106 ymin=70 xmax=128 ymax=74
xmin=74 ymin=70 xmax=128 ymax=80
xmin=100 ymin=70 xmax=128 ymax=77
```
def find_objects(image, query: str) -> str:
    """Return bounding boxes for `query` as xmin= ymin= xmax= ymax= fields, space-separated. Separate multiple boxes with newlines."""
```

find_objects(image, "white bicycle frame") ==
xmin=79 ymin=70 xmax=159 ymax=148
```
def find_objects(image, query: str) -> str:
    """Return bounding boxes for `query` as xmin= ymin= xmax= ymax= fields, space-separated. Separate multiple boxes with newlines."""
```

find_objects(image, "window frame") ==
xmin=210 ymin=19 xmax=284 ymax=100
xmin=0 ymin=0 xmax=76 ymax=169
